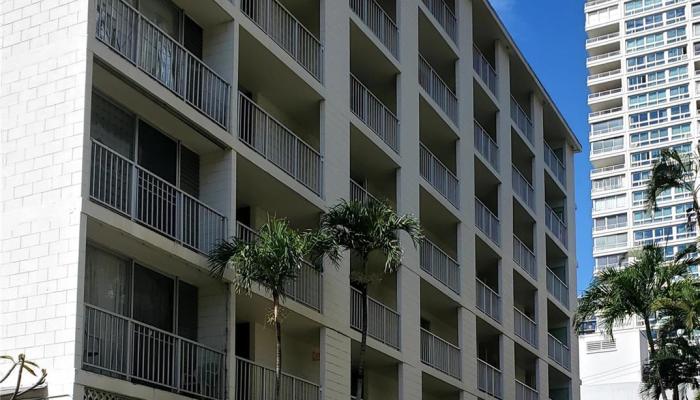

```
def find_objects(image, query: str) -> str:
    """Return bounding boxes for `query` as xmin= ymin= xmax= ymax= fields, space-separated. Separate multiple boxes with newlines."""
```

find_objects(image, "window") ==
xmin=669 ymin=85 xmax=689 ymax=101
xmin=627 ymin=50 xmax=665 ymax=71
xmin=629 ymin=88 xmax=667 ymax=109
xmin=628 ymin=69 xmax=665 ymax=90
xmin=588 ymin=5 xmax=620 ymax=25
xmin=634 ymin=226 xmax=673 ymax=245
xmin=595 ymin=254 xmax=627 ymax=271
xmin=666 ymin=7 xmax=685 ymax=24
xmin=591 ymin=118 xmax=623 ymax=135
xmin=630 ymin=127 xmax=668 ymax=147
xmin=633 ymin=206 xmax=673 ymax=225
xmin=631 ymin=142 xmax=691 ymax=167
xmin=626 ymin=32 xmax=663 ymax=52
xmin=670 ymin=103 xmax=690 ymax=120
xmin=592 ymin=175 xmax=624 ymax=192
xmin=594 ymin=233 xmax=628 ymax=250
xmin=667 ymin=27 xmax=686 ymax=43
xmin=630 ymin=108 xmax=667 ymax=128
xmin=591 ymin=137 xmax=624 ymax=155
xmin=624 ymin=0 xmax=662 ymax=16
xmin=626 ymin=12 xmax=662 ymax=33
xmin=667 ymin=46 xmax=687 ymax=62
xmin=593 ymin=194 xmax=627 ymax=212
xmin=668 ymin=65 xmax=688 ymax=82
xmin=633 ymin=190 xmax=648 ymax=206
xmin=594 ymin=213 xmax=628 ymax=231
xmin=631 ymin=170 xmax=652 ymax=186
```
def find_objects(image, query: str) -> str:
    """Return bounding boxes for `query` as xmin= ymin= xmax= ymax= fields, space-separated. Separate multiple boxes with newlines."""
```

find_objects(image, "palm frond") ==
xmin=646 ymin=149 xmax=695 ymax=211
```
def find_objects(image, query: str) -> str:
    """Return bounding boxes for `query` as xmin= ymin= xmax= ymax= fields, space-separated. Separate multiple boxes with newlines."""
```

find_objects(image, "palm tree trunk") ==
xmin=644 ymin=317 xmax=668 ymax=400
xmin=273 ymin=293 xmax=282 ymax=400
xmin=355 ymin=283 xmax=368 ymax=400
xmin=672 ymin=385 xmax=679 ymax=400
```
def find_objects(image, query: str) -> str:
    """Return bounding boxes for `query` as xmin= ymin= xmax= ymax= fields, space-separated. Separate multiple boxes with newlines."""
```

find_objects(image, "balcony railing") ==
xmin=512 ymin=166 xmax=535 ymax=211
xmin=240 ymin=0 xmax=323 ymax=81
xmin=513 ymin=235 xmax=536 ymax=279
xmin=515 ymin=379 xmax=539 ymax=400
xmin=421 ymin=0 xmax=457 ymax=43
xmin=419 ymin=54 xmax=458 ymax=124
xmin=238 ymin=92 xmax=323 ymax=195
xmin=420 ymin=144 xmax=459 ymax=207
xmin=586 ymin=31 xmax=620 ymax=45
xmin=588 ymin=69 xmax=621 ymax=82
xmin=588 ymin=87 xmax=622 ymax=101
xmin=586 ymin=50 xmax=620 ymax=64
xmin=544 ymin=143 xmax=566 ymax=186
xmin=475 ymin=198 xmax=500 ymax=245
xmin=235 ymin=222 xmax=322 ymax=312
xmin=350 ymin=179 xmax=379 ymax=204
xmin=546 ymin=268 xmax=570 ymax=308
xmin=514 ymin=308 xmax=538 ymax=348
xmin=350 ymin=74 xmax=400 ymax=152
xmin=548 ymin=334 xmax=571 ymax=370
xmin=590 ymin=163 xmax=625 ymax=176
xmin=474 ymin=121 xmax=499 ymax=171
xmin=236 ymin=356 xmax=321 ymax=400
xmin=473 ymin=46 xmax=497 ymax=95
xmin=589 ymin=106 xmax=623 ymax=119
xmin=94 ymin=0 xmax=231 ymax=129
xmin=350 ymin=287 xmax=400 ymax=349
xmin=478 ymin=359 xmax=503 ymax=399
xmin=89 ymin=140 xmax=226 ymax=255
xmin=350 ymin=0 xmax=399 ymax=58
xmin=420 ymin=238 xmax=460 ymax=294
xmin=510 ymin=96 xmax=533 ymax=143
xmin=476 ymin=279 xmax=501 ymax=322
xmin=420 ymin=328 xmax=461 ymax=379
xmin=545 ymin=204 xmax=568 ymax=247
xmin=83 ymin=304 xmax=225 ymax=400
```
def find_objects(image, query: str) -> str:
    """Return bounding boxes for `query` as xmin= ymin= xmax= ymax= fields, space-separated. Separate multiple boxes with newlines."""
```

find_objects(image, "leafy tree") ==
xmin=320 ymin=200 xmax=421 ymax=400
xmin=209 ymin=217 xmax=339 ymax=400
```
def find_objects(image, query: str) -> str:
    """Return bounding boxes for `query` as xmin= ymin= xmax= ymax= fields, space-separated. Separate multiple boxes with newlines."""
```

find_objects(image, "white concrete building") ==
xmin=0 ymin=1 xmax=581 ymax=399
xmin=583 ymin=0 xmax=700 ymax=399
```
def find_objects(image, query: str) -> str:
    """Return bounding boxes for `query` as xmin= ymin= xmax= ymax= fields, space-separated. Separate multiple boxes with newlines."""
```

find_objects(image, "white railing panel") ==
xmin=545 ymin=204 xmax=568 ymax=247
xmin=513 ymin=235 xmax=536 ymax=279
xmin=473 ymin=46 xmax=497 ymax=95
xmin=475 ymin=198 xmax=500 ymax=245
xmin=515 ymin=380 xmax=539 ymax=400
xmin=478 ymin=359 xmax=503 ymax=399
xmin=514 ymin=308 xmax=538 ymax=348
xmin=474 ymin=121 xmax=499 ymax=171
xmin=419 ymin=55 xmax=458 ymax=124
xmin=510 ymin=96 xmax=533 ymax=143
xmin=420 ymin=238 xmax=460 ymax=294
xmin=350 ymin=287 xmax=400 ymax=349
xmin=476 ymin=279 xmax=501 ymax=322
xmin=350 ymin=0 xmax=399 ymax=58
xmin=421 ymin=0 xmax=457 ymax=42
xmin=512 ymin=166 xmax=535 ymax=211
xmin=544 ymin=142 xmax=566 ymax=186
xmin=235 ymin=357 xmax=321 ymax=400
xmin=419 ymin=144 xmax=459 ymax=207
xmin=547 ymin=268 xmax=570 ymax=308
xmin=350 ymin=75 xmax=400 ymax=152
xmin=420 ymin=328 xmax=461 ymax=379
xmin=548 ymin=334 xmax=571 ymax=370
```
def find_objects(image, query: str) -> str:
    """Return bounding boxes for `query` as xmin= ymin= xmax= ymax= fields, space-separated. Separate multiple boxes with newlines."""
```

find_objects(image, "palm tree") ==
xmin=646 ymin=148 xmax=699 ymax=224
xmin=320 ymin=200 xmax=421 ymax=400
xmin=575 ymin=244 xmax=688 ymax=399
xmin=642 ymin=334 xmax=700 ymax=400
xmin=208 ymin=217 xmax=338 ymax=400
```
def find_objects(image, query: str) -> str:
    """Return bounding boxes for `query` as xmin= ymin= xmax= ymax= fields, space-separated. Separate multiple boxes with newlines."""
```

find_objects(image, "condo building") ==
xmin=0 ymin=0 xmax=581 ymax=400
xmin=583 ymin=0 xmax=700 ymax=399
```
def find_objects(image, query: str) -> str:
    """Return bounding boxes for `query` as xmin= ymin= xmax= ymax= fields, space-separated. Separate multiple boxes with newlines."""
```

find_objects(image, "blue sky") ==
xmin=489 ymin=0 xmax=593 ymax=292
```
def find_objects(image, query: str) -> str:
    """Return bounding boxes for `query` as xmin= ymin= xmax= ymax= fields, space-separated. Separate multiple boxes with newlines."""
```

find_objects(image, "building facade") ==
xmin=0 ymin=0 xmax=580 ymax=399
xmin=583 ymin=0 xmax=700 ymax=399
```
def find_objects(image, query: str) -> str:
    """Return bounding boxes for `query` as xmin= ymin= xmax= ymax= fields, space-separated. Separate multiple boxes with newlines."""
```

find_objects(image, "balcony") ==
xmin=94 ymin=0 xmax=231 ymax=129
xmin=588 ymin=87 xmax=622 ymax=102
xmin=589 ymin=106 xmax=622 ymax=119
xmin=515 ymin=379 xmax=539 ymax=400
xmin=585 ymin=0 xmax=616 ymax=8
xmin=475 ymin=198 xmax=501 ymax=246
xmin=421 ymin=0 xmax=457 ymax=43
xmin=548 ymin=334 xmax=572 ymax=371
xmin=514 ymin=308 xmax=538 ymax=348
xmin=83 ymin=304 xmax=226 ymax=399
xmin=547 ymin=268 xmax=570 ymax=308
xmin=545 ymin=205 xmax=568 ymax=248
xmin=350 ymin=74 xmax=400 ymax=153
xmin=476 ymin=279 xmax=501 ymax=322
xmin=512 ymin=166 xmax=535 ymax=212
xmin=419 ymin=144 xmax=459 ymax=207
xmin=590 ymin=163 xmax=625 ymax=176
xmin=350 ymin=0 xmax=399 ymax=58
xmin=510 ymin=96 xmax=533 ymax=144
xmin=238 ymin=92 xmax=323 ymax=196
xmin=236 ymin=222 xmax=322 ymax=312
xmin=419 ymin=54 xmax=458 ymax=124
xmin=350 ymin=287 xmax=400 ymax=349
xmin=586 ymin=32 xmax=620 ymax=46
xmin=587 ymin=69 xmax=621 ymax=83
xmin=236 ymin=357 xmax=321 ymax=400
xmin=473 ymin=46 xmax=497 ymax=96
xmin=240 ymin=0 xmax=323 ymax=81
xmin=420 ymin=238 xmax=460 ymax=294
xmin=513 ymin=235 xmax=536 ymax=280
xmin=477 ymin=359 xmax=503 ymax=399
xmin=586 ymin=50 xmax=620 ymax=65
xmin=420 ymin=328 xmax=461 ymax=379
xmin=89 ymin=140 xmax=226 ymax=255
xmin=350 ymin=179 xmax=380 ymax=204
xmin=544 ymin=143 xmax=566 ymax=186
xmin=474 ymin=121 xmax=499 ymax=172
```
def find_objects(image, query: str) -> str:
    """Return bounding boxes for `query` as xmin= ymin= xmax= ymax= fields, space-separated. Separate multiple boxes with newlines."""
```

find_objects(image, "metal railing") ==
xmin=545 ymin=204 xmax=568 ymax=247
xmin=240 ymin=0 xmax=323 ymax=81
xmin=238 ymin=92 xmax=323 ymax=195
xmin=83 ymin=304 xmax=225 ymax=400
xmin=350 ymin=179 xmax=379 ymax=204
xmin=421 ymin=0 xmax=457 ymax=42
xmin=590 ymin=163 xmax=625 ymax=176
xmin=510 ymin=96 xmax=533 ymax=143
xmin=89 ymin=140 xmax=226 ymax=255
xmin=350 ymin=0 xmax=399 ymax=58
xmin=419 ymin=54 xmax=458 ymax=124
xmin=419 ymin=144 xmax=459 ymax=207
xmin=474 ymin=121 xmax=499 ymax=171
xmin=548 ymin=334 xmax=571 ymax=370
xmin=514 ymin=308 xmax=538 ymax=348
xmin=586 ymin=50 xmax=620 ymax=63
xmin=588 ymin=69 xmax=621 ymax=82
xmin=473 ymin=46 xmax=497 ymax=95
xmin=94 ymin=0 xmax=231 ymax=129
xmin=512 ymin=166 xmax=535 ymax=211
xmin=476 ymin=279 xmax=501 ymax=322
xmin=544 ymin=142 xmax=566 ymax=186
xmin=420 ymin=238 xmax=460 ymax=294
xmin=585 ymin=0 xmax=615 ymax=8
xmin=235 ymin=356 xmax=321 ymax=400
xmin=588 ymin=87 xmax=622 ymax=100
xmin=513 ymin=235 xmax=536 ymax=280
xmin=589 ymin=106 xmax=622 ymax=118
xmin=235 ymin=222 xmax=322 ymax=312
xmin=546 ymin=267 xmax=569 ymax=308
xmin=515 ymin=379 xmax=539 ymax=400
xmin=350 ymin=287 xmax=400 ymax=349
xmin=420 ymin=328 xmax=461 ymax=379
xmin=475 ymin=198 xmax=500 ymax=245
xmin=478 ymin=359 xmax=503 ymax=399
xmin=586 ymin=31 xmax=620 ymax=45
xmin=350 ymin=74 xmax=400 ymax=152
